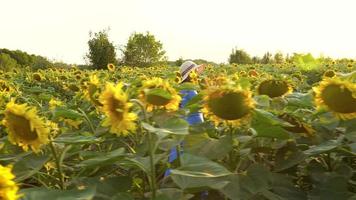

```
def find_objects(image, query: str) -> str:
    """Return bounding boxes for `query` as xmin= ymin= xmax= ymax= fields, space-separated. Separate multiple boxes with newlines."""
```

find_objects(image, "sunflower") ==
xmin=2 ymin=100 xmax=50 ymax=152
xmin=189 ymin=70 xmax=199 ymax=84
xmin=0 ymin=80 xmax=11 ymax=92
xmin=239 ymin=71 xmax=247 ymax=77
xmin=323 ymin=70 xmax=336 ymax=78
xmin=174 ymin=76 xmax=182 ymax=83
xmin=139 ymin=78 xmax=181 ymax=112
xmin=84 ymin=74 xmax=103 ymax=106
xmin=202 ymin=85 xmax=255 ymax=126
xmin=248 ymin=70 xmax=259 ymax=77
xmin=49 ymin=98 xmax=63 ymax=111
xmin=67 ymin=84 xmax=80 ymax=92
xmin=99 ymin=82 xmax=137 ymax=136
xmin=257 ymin=79 xmax=293 ymax=98
xmin=314 ymin=78 xmax=356 ymax=119
xmin=107 ymin=63 xmax=116 ymax=72
xmin=0 ymin=165 xmax=20 ymax=200
xmin=61 ymin=118 xmax=83 ymax=129
xmin=32 ymin=72 xmax=43 ymax=81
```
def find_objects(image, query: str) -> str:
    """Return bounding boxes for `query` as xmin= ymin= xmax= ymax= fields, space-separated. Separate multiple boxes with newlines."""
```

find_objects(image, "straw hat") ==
xmin=180 ymin=61 xmax=201 ymax=82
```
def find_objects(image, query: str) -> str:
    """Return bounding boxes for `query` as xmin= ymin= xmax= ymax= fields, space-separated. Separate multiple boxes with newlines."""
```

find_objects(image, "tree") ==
xmin=86 ymin=30 xmax=117 ymax=70
xmin=252 ymin=56 xmax=261 ymax=64
xmin=0 ymin=48 xmax=51 ymax=69
xmin=0 ymin=53 xmax=20 ymax=71
xmin=274 ymin=52 xmax=284 ymax=64
xmin=228 ymin=48 xmax=252 ymax=64
xmin=261 ymin=52 xmax=273 ymax=64
xmin=175 ymin=57 xmax=184 ymax=66
xmin=122 ymin=32 xmax=166 ymax=67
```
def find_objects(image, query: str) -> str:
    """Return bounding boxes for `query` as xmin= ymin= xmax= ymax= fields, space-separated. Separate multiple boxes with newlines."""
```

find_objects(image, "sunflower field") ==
xmin=0 ymin=62 xmax=355 ymax=200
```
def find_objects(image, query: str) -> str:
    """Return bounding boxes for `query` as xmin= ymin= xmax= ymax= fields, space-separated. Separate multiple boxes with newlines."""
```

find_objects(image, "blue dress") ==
xmin=164 ymin=90 xmax=204 ymax=176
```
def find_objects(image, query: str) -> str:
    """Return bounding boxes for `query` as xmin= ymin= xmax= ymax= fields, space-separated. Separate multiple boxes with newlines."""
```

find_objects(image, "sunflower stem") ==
xmin=228 ymin=127 xmax=235 ymax=170
xmin=49 ymin=141 xmax=65 ymax=189
xmin=130 ymin=99 xmax=157 ymax=199
xmin=78 ymin=108 xmax=96 ymax=135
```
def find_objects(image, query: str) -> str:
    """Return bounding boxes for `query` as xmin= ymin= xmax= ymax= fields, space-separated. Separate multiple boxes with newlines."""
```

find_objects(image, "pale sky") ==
xmin=1 ymin=0 xmax=356 ymax=64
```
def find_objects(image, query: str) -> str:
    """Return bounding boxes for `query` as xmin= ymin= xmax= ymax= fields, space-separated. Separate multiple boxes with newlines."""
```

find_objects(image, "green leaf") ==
xmin=286 ymin=92 xmax=314 ymax=108
xmin=219 ymin=164 xmax=272 ymax=200
xmin=54 ymin=134 xmax=102 ymax=144
xmin=122 ymin=154 xmax=166 ymax=174
xmin=155 ymin=188 xmax=194 ymax=200
xmin=144 ymin=88 xmax=172 ymax=100
xmin=78 ymin=148 xmax=126 ymax=168
xmin=254 ymin=95 xmax=271 ymax=107
xmin=20 ymin=187 xmax=96 ymax=200
xmin=304 ymin=137 xmax=342 ymax=156
xmin=170 ymin=154 xmax=231 ymax=190
xmin=160 ymin=117 xmax=189 ymax=135
xmin=184 ymin=133 xmax=233 ymax=160
xmin=177 ymin=82 xmax=199 ymax=91
xmin=53 ymin=107 xmax=82 ymax=120
xmin=275 ymin=144 xmax=307 ymax=172
xmin=13 ymin=153 xmax=49 ymax=182
xmin=73 ymin=176 xmax=132 ymax=200
xmin=251 ymin=109 xmax=290 ymax=139
xmin=309 ymin=175 xmax=354 ymax=200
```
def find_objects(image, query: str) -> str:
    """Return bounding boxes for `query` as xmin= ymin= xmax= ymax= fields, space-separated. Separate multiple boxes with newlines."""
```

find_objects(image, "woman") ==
xmin=165 ymin=60 xmax=205 ymax=174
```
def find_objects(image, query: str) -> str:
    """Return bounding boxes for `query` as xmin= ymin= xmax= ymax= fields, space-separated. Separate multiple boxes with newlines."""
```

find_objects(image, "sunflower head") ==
xmin=188 ymin=70 xmax=199 ymax=84
xmin=175 ymin=71 xmax=181 ymax=77
xmin=174 ymin=76 xmax=182 ymax=83
xmin=323 ymin=70 xmax=336 ymax=78
xmin=49 ymin=98 xmax=63 ymax=111
xmin=84 ymin=75 xmax=103 ymax=106
xmin=248 ymin=70 xmax=259 ymax=77
xmin=75 ymin=74 xmax=82 ymax=80
xmin=239 ymin=71 xmax=247 ymax=77
xmin=139 ymin=78 xmax=181 ymax=112
xmin=99 ymin=82 xmax=137 ymax=136
xmin=59 ymin=75 xmax=67 ymax=80
xmin=257 ymin=79 xmax=293 ymax=98
xmin=314 ymin=78 xmax=356 ymax=119
xmin=73 ymin=70 xmax=82 ymax=75
xmin=0 ymin=165 xmax=20 ymax=200
xmin=32 ymin=72 xmax=43 ymax=82
xmin=107 ymin=63 xmax=116 ymax=72
xmin=2 ymin=100 xmax=50 ymax=152
xmin=202 ymin=85 xmax=255 ymax=126
xmin=0 ymin=80 xmax=11 ymax=92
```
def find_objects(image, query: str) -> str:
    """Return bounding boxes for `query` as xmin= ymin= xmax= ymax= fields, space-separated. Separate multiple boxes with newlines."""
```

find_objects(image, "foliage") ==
xmin=86 ymin=30 xmax=117 ymax=70
xmin=0 ymin=62 xmax=355 ymax=200
xmin=0 ymin=49 xmax=51 ymax=70
xmin=0 ymin=53 xmax=20 ymax=71
xmin=122 ymin=32 xmax=166 ymax=67
xmin=229 ymin=48 xmax=252 ymax=64
xmin=290 ymin=53 xmax=321 ymax=70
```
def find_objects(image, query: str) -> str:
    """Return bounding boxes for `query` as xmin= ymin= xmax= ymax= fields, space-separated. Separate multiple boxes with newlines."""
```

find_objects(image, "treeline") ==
xmin=1 ymin=31 xmax=355 ymax=71
xmin=228 ymin=48 xmax=354 ymax=67
xmin=0 ymin=48 xmax=52 ymax=71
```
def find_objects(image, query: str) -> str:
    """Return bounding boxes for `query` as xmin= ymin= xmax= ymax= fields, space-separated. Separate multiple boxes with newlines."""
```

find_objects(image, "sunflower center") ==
xmin=258 ymin=80 xmax=290 ymax=98
xmin=208 ymin=92 xmax=250 ymax=120
xmin=7 ymin=113 xmax=39 ymax=141
xmin=321 ymin=84 xmax=356 ymax=113
xmin=110 ymin=98 xmax=125 ymax=120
